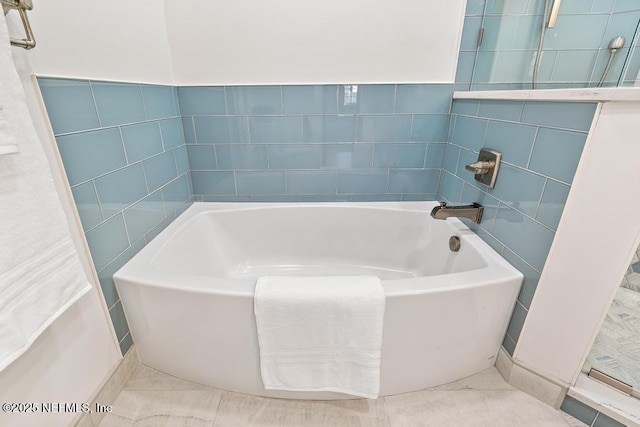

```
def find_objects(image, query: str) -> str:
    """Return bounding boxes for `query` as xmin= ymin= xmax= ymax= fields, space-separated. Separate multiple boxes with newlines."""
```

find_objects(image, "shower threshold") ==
xmin=568 ymin=374 xmax=640 ymax=427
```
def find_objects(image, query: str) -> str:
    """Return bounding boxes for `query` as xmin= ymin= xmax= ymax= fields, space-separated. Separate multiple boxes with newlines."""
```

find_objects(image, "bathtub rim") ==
xmin=114 ymin=201 xmax=524 ymax=297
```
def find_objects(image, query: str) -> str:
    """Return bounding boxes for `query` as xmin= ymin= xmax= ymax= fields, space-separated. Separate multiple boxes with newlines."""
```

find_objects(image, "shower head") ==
xmin=598 ymin=36 xmax=627 ymax=87
xmin=608 ymin=36 xmax=625 ymax=52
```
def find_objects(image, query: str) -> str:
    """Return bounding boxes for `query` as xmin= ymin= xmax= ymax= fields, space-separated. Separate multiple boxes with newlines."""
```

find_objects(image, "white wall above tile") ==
xmin=10 ymin=0 xmax=175 ymax=84
xmin=9 ymin=0 xmax=465 ymax=86
xmin=165 ymin=0 xmax=465 ymax=85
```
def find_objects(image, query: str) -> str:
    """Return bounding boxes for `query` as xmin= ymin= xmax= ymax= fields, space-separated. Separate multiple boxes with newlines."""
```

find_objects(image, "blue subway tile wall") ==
xmin=178 ymin=84 xmax=452 ymax=202
xmin=38 ymin=78 xmax=192 ymax=355
xmin=443 ymin=98 xmax=597 ymax=355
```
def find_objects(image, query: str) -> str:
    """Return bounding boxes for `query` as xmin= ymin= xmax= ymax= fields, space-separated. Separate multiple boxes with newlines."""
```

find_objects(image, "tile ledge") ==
xmin=453 ymin=88 xmax=640 ymax=102
xmin=568 ymin=373 xmax=640 ymax=427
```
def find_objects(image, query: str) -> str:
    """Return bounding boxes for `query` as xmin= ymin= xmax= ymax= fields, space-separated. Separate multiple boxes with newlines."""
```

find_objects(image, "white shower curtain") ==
xmin=0 ymin=15 xmax=91 ymax=371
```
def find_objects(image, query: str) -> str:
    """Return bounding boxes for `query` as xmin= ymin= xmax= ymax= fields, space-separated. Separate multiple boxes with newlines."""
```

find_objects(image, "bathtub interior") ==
xmin=150 ymin=205 xmax=490 ymax=280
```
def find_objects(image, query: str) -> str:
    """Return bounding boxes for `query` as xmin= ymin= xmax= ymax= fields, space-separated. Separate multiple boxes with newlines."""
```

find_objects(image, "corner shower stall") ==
xmin=466 ymin=0 xmax=640 ymax=90
xmin=454 ymin=0 xmax=640 ymax=425
xmin=459 ymin=0 xmax=640 ymax=416
xmin=584 ymin=243 xmax=640 ymax=398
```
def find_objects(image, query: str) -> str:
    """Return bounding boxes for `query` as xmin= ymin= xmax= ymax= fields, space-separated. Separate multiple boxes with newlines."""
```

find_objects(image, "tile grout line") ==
xmin=90 ymin=179 xmax=106 ymax=225
xmin=207 ymin=392 xmax=223 ymax=427
xmin=448 ymin=141 xmax=574 ymax=187
xmin=381 ymin=395 xmax=393 ymax=426
xmin=84 ymin=172 xmax=189 ymax=236
xmin=70 ymin=145 xmax=186 ymax=190
xmin=157 ymin=121 xmax=167 ymax=152
xmin=54 ymin=115 xmax=183 ymax=138
xmin=526 ymin=126 xmax=540 ymax=169
xmin=534 ymin=178 xmax=549 ymax=222
xmin=451 ymin=112 xmax=593 ymax=134
xmin=139 ymin=86 xmax=149 ymax=121
xmin=87 ymin=80 xmax=103 ymax=128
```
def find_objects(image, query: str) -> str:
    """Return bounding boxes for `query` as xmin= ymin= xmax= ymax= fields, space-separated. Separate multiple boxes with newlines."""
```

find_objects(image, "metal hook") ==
xmin=2 ymin=0 xmax=36 ymax=50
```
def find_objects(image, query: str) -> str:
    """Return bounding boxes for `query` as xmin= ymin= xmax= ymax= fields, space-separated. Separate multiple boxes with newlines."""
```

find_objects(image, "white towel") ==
xmin=0 ymin=15 xmax=19 ymax=155
xmin=254 ymin=276 xmax=385 ymax=398
xmin=0 ymin=15 xmax=91 ymax=371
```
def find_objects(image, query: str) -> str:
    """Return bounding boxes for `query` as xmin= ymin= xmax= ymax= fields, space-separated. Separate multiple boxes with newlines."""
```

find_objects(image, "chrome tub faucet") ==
xmin=430 ymin=202 xmax=484 ymax=224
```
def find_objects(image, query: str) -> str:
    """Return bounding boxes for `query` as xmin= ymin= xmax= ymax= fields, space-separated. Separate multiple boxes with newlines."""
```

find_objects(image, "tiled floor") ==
xmin=99 ymin=365 xmax=587 ymax=426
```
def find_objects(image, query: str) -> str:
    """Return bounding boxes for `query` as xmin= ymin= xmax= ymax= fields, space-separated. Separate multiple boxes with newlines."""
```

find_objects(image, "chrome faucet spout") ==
xmin=430 ymin=202 xmax=484 ymax=224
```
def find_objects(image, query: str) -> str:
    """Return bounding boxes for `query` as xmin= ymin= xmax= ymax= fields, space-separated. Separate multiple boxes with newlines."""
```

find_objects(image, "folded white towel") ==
xmin=254 ymin=275 xmax=385 ymax=398
xmin=0 ymin=14 xmax=91 ymax=371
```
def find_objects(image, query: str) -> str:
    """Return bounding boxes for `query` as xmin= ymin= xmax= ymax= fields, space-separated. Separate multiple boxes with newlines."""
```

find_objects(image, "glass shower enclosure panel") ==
xmin=621 ymin=39 xmax=640 ymax=86
xmin=471 ymin=0 xmax=640 ymax=90
xmin=472 ymin=1 xmax=544 ymax=90
xmin=583 ymin=242 xmax=640 ymax=398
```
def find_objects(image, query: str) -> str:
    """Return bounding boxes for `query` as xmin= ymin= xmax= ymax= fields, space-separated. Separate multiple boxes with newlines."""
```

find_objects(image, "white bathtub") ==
xmin=114 ymin=201 xmax=523 ymax=399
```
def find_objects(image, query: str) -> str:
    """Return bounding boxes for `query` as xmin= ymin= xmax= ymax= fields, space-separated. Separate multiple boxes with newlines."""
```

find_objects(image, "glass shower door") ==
xmin=620 ymin=19 xmax=640 ymax=87
xmin=470 ymin=0 xmax=640 ymax=90
xmin=583 ymin=242 xmax=640 ymax=398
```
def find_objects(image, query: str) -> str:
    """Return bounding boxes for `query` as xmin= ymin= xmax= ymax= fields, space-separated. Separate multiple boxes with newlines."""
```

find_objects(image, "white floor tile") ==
xmin=124 ymin=364 xmax=210 ymax=391
xmin=99 ymin=364 xmax=579 ymax=427
xmin=431 ymin=367 xmax=515 ymax=391
xmin=384 ymin=389 xmax=571 ymax=427
xmin=100 ymin=389 xmax=222 ymax=426
xmin=561 ymin=412 xmax=589 ymax=427
xmin=213 ymin=391 xmax=390 ymax=427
